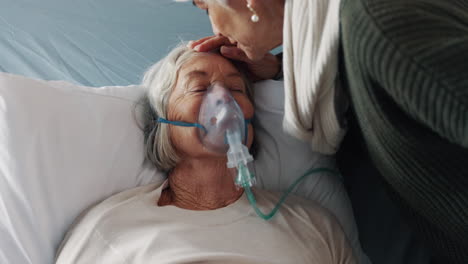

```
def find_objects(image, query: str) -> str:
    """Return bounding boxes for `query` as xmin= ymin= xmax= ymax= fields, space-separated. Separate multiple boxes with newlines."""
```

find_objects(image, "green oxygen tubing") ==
xmin=225 ymin=129 xmax=340 ymax=221
xmin=238 ymin=163 xmax=340 ymax=221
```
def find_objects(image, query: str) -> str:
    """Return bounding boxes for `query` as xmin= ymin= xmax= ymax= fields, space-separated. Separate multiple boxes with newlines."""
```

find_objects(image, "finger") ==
xmin=194 ymin=36 xmax=232 ymax=52
xmin=220 ymin=46 xmax=250 ymax=62
xmin=187 ymin=36 xmax=215 ymax=49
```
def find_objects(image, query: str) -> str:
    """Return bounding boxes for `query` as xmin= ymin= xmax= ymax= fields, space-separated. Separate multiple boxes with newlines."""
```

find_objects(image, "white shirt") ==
xmin=56 ymin=181 xmax=356 ymax=264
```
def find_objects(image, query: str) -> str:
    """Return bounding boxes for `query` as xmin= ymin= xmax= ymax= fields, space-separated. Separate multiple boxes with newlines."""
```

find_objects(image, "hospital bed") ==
xmin=0 ymin=0 xmax=431 ymax=263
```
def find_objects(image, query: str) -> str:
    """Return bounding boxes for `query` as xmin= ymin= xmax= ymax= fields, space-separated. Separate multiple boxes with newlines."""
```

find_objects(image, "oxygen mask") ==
xmin=197 ymin=82 xmax=247 ymax=154
xmin=157 ymin=82 xmax=255 ymax=188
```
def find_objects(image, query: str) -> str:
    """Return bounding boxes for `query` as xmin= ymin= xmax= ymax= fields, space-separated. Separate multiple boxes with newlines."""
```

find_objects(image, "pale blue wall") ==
xmin=0 ymin=0 xmax=213 ymax=86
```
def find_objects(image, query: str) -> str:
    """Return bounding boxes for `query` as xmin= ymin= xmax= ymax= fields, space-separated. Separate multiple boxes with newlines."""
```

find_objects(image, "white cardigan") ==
xmin=282 ymin=0 xmax=346 ymax=154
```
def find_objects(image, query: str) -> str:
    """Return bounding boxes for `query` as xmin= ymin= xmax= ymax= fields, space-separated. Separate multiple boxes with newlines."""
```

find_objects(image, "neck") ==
xmin=158 ymin=157 xmax=243 ymax=210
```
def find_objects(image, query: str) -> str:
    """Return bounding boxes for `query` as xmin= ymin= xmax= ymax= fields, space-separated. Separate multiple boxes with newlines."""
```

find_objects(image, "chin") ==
xmin=245 ymin=50 xmax=264 ymax=61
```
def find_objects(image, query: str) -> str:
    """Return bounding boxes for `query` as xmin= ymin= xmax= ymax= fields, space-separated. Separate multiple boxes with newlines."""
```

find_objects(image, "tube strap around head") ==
xmin=157 ymin=117 xmax=207 ymax=133
xmin=158 ymin=117 xmax=253 ymax=145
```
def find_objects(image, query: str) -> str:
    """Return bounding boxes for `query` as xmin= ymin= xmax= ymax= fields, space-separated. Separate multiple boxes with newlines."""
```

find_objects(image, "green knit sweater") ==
xmin=338 ymin=0 xmax=468 ymax=263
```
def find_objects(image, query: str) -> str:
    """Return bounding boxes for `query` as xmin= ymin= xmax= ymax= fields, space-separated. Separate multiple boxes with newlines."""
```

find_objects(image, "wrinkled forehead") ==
xmin=179 ymin=52 xmax=240 ymax=79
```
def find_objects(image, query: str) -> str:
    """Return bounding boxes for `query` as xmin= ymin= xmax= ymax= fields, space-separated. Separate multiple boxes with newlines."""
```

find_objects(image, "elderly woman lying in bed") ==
xmin=55 ymin=44 xmax=356 ymax=264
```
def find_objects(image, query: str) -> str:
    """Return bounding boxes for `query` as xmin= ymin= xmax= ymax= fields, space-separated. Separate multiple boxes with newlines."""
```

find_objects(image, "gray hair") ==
xmin=142 ymin=43 xmax=253 ymax=172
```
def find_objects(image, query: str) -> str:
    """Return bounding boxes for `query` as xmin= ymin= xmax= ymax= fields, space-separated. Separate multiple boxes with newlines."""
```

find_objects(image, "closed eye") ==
xmin=231 ymin=89 xmax=244 ymax=93
xmin=230 ymin=86 xmax=245 ymax=93
xmin=191 ymin=87 xmax=207 ymax=93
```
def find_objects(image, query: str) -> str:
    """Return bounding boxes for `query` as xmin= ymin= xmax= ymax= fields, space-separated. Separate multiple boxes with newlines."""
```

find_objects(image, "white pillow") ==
xmin=0 ymin=73 xmax=162 ymax=264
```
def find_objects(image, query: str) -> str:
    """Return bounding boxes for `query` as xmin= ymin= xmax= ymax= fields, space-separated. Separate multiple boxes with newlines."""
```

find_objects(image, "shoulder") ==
xmin=254 ymin=188 xmax=337 ymax=226
xmin=56 ymin=182 xmax=163 ymax=261
xmin=78 ymin=182 xmax=161 ymax=223
xmin=253 ymin=188 xmax=357 ymax=263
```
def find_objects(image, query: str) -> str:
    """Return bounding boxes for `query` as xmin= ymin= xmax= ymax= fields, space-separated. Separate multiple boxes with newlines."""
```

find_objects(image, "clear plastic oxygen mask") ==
xmin=197 ymin=82 xmax=245 ymax=153
xmin=197 ymin=83 xmax=255 ymax=187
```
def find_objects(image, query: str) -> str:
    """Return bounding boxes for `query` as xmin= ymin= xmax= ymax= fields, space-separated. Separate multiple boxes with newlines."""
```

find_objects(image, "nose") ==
xmin=210 ymin=24 xmax=236 ymax=45
xmin=216 ymin=94 xmax=232 ymax=105
xmin=211 ymin=83 xmax=233 ymax=104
